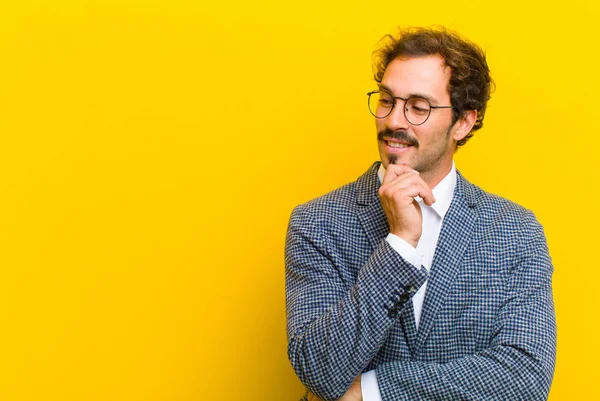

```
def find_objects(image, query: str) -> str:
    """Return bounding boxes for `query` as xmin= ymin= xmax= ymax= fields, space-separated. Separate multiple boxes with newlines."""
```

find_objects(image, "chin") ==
xmin=378 ymin=151 xmax=393 ymax=168
xmin=378 ymin=156 xmax=390 ymax=169
xmin=384 ymin=153 xmax=409 ymax=167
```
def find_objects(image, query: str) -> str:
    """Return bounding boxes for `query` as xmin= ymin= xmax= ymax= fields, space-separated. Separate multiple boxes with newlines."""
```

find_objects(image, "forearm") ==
xmin=286 ymin=208 xmax=427 ymax=401
xmin=287 ymin=240 xmax=426 ymax=400
xmin=377 ymin=340 xmax=555 ymax=401
xmin=375 ymin=214 xmax=557 ymax=401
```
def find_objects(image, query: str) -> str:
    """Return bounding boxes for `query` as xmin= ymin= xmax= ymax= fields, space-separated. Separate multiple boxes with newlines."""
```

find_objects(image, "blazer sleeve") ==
xmin=375 ymin=210 xmax=557 ymax=401
xmin=285 ymin=204 xmax=428 ymax=401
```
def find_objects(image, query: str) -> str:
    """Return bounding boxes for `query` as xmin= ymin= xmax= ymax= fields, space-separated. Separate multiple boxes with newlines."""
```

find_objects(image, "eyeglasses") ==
xmin=367 ymin=89 xmax=453 ymax=126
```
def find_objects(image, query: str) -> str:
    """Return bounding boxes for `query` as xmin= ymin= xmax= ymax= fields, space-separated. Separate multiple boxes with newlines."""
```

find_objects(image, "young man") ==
xmin=285 ymin=27 xmax=556 ymax=401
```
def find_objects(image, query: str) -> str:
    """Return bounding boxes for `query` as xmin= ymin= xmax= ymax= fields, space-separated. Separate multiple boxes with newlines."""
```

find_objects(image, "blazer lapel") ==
xmin=355 ymin=162 xmax=389 ymax=251
xmin=413 ymin=172 xmax=478 ymax=355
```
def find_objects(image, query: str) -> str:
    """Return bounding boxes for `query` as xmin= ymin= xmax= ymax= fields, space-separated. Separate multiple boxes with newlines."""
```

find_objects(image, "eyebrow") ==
xmin=378 ymin=83 xmax=439 ymax=105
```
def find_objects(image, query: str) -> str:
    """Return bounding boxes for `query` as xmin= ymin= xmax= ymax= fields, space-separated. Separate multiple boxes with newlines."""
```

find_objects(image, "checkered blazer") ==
xmin=285 ymin=162 xmax=556 ymax=401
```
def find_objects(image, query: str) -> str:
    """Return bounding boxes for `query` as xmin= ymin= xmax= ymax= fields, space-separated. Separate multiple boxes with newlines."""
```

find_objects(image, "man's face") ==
xmin=376 ymin=55 xmax=459 ymax=184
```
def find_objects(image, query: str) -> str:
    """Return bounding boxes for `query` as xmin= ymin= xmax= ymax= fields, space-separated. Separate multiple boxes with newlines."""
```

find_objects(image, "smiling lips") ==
xmin=387 ymin=141 xmax=410 ymax=148
xmin=385 ymin=138 xmax=413 ymax=149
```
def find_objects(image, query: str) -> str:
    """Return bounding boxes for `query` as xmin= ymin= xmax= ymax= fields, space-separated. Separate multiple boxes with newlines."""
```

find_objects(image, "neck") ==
xmin=420 ymin=162 xmax=453 ymax=189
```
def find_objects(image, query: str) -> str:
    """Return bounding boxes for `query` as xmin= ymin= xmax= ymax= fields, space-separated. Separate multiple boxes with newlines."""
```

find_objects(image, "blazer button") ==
xmin=388 ymin=308 xmax=399 ymax=318
xmin=404 ymin=285 xmax=416 ymax=294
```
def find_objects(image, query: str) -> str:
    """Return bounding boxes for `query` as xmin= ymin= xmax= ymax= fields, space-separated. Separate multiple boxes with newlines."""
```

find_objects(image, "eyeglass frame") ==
xmin=366 ymin=89 xmax=454 ymax=126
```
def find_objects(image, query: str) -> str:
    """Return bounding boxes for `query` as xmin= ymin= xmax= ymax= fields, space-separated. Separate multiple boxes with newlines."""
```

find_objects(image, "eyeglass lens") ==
xmin=368 ymin=91 xmax=432 ymax=125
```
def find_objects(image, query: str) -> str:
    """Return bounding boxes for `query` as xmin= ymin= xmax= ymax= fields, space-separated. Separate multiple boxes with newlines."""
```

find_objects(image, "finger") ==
xmin=381 ymin=176 xmax=435 ymax=205
xmin=390 ymin=183 xmax=427 ymax=203
xmin=404 ymin=177 xmax=435 ymax=205
xmin=389 ymin=173 xmax=435 ymax=205
xmin=383 ymin=171 xmax=425 ymax=190
xmin=379 ymin=179 xmax=419 ymax=203
xmin=382 ymin=163 xmax=418 ymax=184
xmin=379 ymin=171 xmax=425 ymax=199
xmin=421 ymin=191 xmax=435 ymax=206
xmin=381 ymin=172 xmax=429 ymax=195
xmin=416 ymin=182 xmax=435 ymax=205
xmin=380 ymin=184 xmax=421 ymax=209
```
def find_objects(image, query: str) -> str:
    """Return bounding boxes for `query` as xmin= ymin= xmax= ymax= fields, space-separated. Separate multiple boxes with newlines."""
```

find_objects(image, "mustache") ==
xmin=377 ymin=129 xmax=419 ymax=148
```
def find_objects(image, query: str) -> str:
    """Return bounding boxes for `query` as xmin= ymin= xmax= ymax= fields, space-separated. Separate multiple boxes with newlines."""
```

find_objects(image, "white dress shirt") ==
xmin=361 ymin=162 xmax=457 ymax=401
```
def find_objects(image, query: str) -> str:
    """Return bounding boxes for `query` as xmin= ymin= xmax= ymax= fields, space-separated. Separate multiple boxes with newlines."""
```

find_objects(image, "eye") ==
xmin=410 ymin=105 xmax=429 ymax=114
xmin=378 ymin=98 xmax=393 ymax=107
xmin=407 ymin=98 xmax=430 ymax=115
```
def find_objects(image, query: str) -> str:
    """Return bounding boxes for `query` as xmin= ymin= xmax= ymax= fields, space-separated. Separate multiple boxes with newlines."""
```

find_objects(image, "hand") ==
xmin=339 ymin=376 xmax=362 ymax=401
xmin=307 ymin=375 xmax=362 ymax=401
xmin=378 ymin=164 xmax=435 ymax=247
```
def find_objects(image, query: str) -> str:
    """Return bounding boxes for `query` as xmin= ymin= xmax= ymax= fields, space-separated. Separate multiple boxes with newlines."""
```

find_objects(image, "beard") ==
xmin=377 ymin=124 xmax=454 ymax=170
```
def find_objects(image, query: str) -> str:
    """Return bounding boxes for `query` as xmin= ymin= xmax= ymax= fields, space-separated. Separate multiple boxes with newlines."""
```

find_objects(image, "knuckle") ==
xmin=391 ymin=190 xmax=404 ymax=202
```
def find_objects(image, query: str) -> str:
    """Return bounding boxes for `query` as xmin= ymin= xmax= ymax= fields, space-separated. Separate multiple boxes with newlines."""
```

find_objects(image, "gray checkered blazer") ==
xmin=285 ymin=162 xmax=556 ymax=401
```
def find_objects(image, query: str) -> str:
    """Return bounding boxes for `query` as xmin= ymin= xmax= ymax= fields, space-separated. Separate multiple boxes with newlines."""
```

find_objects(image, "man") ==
xmin=285 ymin=27 xmax=556 ymax=401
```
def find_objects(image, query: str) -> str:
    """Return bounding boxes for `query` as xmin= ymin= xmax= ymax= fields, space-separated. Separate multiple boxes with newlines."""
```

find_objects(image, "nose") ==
xmin=385 ymin=100 xmax=410 ymax=131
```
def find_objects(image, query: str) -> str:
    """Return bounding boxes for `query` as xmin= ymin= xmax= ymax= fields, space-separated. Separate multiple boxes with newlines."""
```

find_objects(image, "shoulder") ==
xmin=288 ymin=163 xmax=379 ymax=235
xmin=459 ymin=171 xmax=537 ymax=222
xmin=291 ymin=162 xmax=378 ymax=219
xmin=294 ymin=181 xmax=357 ymax=217
xmin=458 ymin=172 xmax=547 ymax=249
xmin=288 ymin=179 xmax=359 ymax=241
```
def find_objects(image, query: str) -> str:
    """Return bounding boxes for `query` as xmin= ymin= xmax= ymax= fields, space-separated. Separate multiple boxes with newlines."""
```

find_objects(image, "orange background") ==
xmin=0 ymin=1 xmax=598 ymax=400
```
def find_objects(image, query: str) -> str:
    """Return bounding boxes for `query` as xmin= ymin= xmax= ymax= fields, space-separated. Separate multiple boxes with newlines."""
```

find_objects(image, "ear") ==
xmin=453 ymin=110 xmax=477 ymax=142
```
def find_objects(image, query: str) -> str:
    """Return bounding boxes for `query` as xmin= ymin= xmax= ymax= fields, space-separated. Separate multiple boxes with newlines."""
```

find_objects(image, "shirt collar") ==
xmin=377 ymin=161 xmax=456 ymax=219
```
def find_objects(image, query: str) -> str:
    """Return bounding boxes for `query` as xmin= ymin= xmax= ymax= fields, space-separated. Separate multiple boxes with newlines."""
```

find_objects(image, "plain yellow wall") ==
xmin=0 ymin=1 xmax=598 ymax=400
